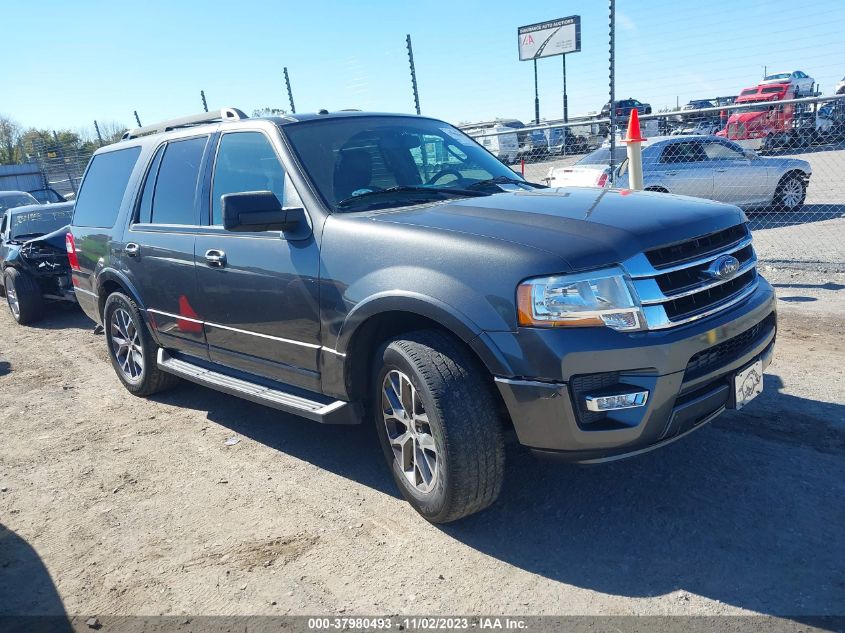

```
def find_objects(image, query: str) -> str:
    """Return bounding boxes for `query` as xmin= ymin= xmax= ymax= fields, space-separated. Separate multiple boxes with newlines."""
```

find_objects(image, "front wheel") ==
xmin=103 ymin=292 xmax=180 ymax=396
xmin=372 ymin=331 xmax=505 ymax=523
xmin=772 ymin=174 xmax=806 ymax=212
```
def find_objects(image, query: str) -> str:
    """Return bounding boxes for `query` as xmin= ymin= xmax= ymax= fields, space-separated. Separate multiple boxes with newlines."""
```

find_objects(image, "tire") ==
xmin=645 ymin=187 xmax=669 ymax=194
xmin=772 ymin=174 xmax=807 ymax=212
xmin=4 ymin=268 xmax=44 ymax=325
xmin=103 ymin=292 xmax=180 ymax=396
xmin=372 ymin=330 xmax=505 ymax=523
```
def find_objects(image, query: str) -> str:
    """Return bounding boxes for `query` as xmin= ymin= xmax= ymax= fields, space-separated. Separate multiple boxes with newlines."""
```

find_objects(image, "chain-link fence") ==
xmin=25 ymin=137 xmax=95 ymax=200
xmin=461 ymin=93 xmax=845 ymax=267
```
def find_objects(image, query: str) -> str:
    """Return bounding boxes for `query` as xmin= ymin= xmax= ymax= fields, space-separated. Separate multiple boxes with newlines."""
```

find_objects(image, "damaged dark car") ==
xmin=0 ymin=202 xmax=76 ymax=324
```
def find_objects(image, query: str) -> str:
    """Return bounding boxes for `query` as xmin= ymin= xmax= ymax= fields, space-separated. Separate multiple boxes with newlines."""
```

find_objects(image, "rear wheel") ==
xmin=103 ymin=292 xmax=180 ymax=396
xmin=773 ymin=174 xmax=806 ymax=212
xmin=372 ymin=330 xmax=505 ymax=523
xmin=4 ymin=268 xmax=44 ymax=325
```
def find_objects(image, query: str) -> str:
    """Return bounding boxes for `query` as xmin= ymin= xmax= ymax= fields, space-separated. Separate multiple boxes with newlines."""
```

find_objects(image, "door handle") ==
xmin=715 ymin=168 xmax=728 ymax=173
xmin=665 ymin=171 xmax=678 ymax=176
xmin=204 ymin=249 xmax=226 ymax=268
xmin=124 ymin=243 xmax=140 ymax=257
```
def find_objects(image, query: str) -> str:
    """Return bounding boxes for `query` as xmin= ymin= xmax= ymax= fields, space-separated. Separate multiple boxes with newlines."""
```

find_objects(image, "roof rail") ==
xmin=122 ymin=107 xmax=248 ymax=140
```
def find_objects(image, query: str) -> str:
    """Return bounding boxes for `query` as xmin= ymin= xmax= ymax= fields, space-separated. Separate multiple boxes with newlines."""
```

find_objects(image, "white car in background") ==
xmin=545 ymin=145 xmax=631 ymax=188
xmin=836 ymin=76 xmax=845 ymax=94
xmin=760 ymin=70 xmax=815 ymax=95
xmin=548 ymin=136 xmax=812 ymax=211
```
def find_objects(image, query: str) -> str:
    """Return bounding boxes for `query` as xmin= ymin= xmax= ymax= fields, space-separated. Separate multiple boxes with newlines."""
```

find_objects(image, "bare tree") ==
xmin=96 ymin=120 xmax=129 ymax=144
xmin=0 ymin=114 xmax=23 ymax=164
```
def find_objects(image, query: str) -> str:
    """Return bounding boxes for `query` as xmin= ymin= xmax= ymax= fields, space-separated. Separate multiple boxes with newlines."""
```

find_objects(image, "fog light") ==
xmin=585 ymin=390 xmax=649 ymax=412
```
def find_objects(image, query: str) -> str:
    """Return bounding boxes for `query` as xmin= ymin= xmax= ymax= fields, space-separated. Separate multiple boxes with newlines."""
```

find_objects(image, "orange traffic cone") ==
xmin=625 ymin=108 xmax=647 ymax=143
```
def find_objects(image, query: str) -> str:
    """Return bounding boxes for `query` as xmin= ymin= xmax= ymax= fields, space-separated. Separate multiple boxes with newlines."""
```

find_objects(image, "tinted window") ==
xmin=150 ymin=137 xmax=207 ymax=225
xmin=211 ymin=132 xmax=289 ymax=225
xmin=136 ymin=145 xmax=165 ymax=224
xmin=660 ymin=142 xmax=706 ymax=164
xmin=703 ymin=141 xmax=744 ymax=160
xmin=73 ymin=146 xmax=141 ymax=228
xmin=0 ymin=192 xmax=39 ymax=212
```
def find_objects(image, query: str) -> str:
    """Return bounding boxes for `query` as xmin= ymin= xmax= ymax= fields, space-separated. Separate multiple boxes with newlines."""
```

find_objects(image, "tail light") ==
xmin=65 ymin=232 xmax=81 ymax=271
xmin=596 ymin=171 xmax=609 ymax=188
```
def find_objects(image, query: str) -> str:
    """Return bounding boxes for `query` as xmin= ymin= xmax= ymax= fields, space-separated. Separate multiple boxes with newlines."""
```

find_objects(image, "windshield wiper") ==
xmin=336 ymin=185 xmax=485 ymax=209
xmin=465 ymin=176 xmax=545 ymax=190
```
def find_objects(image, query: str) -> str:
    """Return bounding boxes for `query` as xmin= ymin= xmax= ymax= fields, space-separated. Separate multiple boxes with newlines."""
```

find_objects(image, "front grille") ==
xmin=686 ymin=312 xmax=776 ymax=377
xmin=663 ymin=269 xmax=757 ymax=320
xmin=629 ymin=223 xmax=759 ymax=329
xmin=645 ymin=224 xmax=749 ymax=269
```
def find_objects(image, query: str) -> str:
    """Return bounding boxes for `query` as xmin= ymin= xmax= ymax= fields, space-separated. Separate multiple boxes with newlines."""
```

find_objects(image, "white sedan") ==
xmin=760 ymin=70 xmax=815 ymax=96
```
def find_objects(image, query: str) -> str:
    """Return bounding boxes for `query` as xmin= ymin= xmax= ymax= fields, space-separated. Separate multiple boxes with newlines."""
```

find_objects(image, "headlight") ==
xmin=517 ymin=267 xmax=644 ymax=331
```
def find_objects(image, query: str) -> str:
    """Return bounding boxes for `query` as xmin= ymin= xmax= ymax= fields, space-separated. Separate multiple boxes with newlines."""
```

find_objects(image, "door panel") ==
xmin=194 ymin=130 xmax=321 ymax=390
xmin=702 ymin=141 xmax=769 ymax=206
xmin=122 ymin=228 xmax=205 ymax=356
xmin=650 ymin=141 xmax=714 ymax=200
xmin=194 ymin=230 xmax=321 ymax=389
xmin=121 ymin=135 xmax=209 ymax=358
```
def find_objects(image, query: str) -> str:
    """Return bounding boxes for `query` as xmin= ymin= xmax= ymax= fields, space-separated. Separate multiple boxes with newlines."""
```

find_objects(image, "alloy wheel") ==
xmin=381 ymin=369 xmax=439 ymax=493
xmin=781 ymin=179 xmax=804 ymax=209
xmin=6 ymin=284 xmax=20 ymax=319
xmin=110 ymin=307 xmax=144 ymax=382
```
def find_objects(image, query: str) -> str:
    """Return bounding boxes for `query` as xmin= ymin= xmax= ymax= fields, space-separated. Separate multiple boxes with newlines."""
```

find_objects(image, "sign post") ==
xmin=518 ymin=16 xmax=581 ymax=124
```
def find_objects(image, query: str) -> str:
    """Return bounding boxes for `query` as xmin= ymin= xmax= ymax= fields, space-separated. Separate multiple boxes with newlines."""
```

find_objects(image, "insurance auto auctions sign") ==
xmin=518 ymin=16 xmax=581 ymax=61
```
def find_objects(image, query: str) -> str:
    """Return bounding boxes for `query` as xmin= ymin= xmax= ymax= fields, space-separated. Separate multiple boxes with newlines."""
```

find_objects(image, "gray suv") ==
xmin=69 ymin=108 xmax=776 ymax=522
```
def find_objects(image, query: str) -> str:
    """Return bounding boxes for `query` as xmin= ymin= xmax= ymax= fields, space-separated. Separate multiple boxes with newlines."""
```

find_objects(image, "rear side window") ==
xmin=150 ymin=136 xmax=207 ymax=225
xmin=136 ymin=145 xmax=165 ymax=224
xmin=72 ymin=147 xmax=141 ymax=228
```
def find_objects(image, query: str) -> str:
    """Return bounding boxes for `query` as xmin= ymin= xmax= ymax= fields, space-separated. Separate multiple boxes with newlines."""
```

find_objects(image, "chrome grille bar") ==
xmin=624 ymin=224 xmax=758 ymax=330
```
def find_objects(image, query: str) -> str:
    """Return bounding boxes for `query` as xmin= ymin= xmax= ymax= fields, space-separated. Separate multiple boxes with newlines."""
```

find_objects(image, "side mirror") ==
xmin=743 ymin=149 xmax=757 ymax=160
xmin=221 ymin=191 xmax=300 ymax=232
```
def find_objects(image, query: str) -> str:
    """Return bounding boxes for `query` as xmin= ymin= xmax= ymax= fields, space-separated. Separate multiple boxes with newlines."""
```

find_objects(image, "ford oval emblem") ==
xmin=705 ymin=255 xmax=741 ymax=280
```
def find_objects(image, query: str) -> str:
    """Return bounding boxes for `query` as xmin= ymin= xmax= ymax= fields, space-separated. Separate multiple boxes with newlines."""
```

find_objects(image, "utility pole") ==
xmin=562 ymin=55 xmax=569 ymax=123
xmin=534 ymin=59 xmax=540 ymax=124
xmin=283 ymin=67 xmax=296 ymax=114
xmin=201 ymin=90 xmax=208 ymax=112
xmin=134 ymin=111 xmax=142 ymax=127
xmin=406 ymin=34 xmax=421 ymax=115
xmin=608 ymin=0 xmax=617 ymax=185
xmin=93 ymin=120 xmax=104 ymax=146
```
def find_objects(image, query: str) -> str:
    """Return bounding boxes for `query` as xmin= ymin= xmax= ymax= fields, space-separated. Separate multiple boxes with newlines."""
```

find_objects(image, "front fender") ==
xmin=318 ymin=291 xmax=517 ymax=401
xmin=337 ymin=291 xmax=514 ymax=376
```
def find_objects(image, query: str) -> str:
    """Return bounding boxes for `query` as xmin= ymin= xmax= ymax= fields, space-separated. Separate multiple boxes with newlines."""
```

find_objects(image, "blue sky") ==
xmin=4 ymin=0 xmax=844 ymax=132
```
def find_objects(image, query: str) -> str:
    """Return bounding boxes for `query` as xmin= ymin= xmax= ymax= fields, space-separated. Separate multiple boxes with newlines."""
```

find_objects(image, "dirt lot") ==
xmin=1 ymin=274 xmax=843 ymax=621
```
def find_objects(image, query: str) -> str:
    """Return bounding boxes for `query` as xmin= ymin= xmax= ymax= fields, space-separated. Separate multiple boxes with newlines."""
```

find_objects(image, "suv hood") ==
xmin=368 ymin=188 xmax=745 ymax=271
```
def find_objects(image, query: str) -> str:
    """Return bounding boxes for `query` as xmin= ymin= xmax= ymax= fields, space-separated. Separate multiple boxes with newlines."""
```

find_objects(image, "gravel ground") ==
xmin=521 ymin=143 xmax=845 ymax=267
xmin=0 ymin=274 xmax=843 ymax=622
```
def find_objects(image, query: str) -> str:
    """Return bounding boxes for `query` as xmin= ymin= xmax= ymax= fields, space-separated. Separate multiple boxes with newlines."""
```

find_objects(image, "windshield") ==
xmin=0 ymin=192 xmax=39 ymax=212
xmin=576 ymin=147 xmax=628 ymax=166
xmin=737 ymin=103 xmax=775 ymax=114
xmin=10 ymin=207 xmax=73 ymax=240
xmin=766 ymin=73 xmax=791 ymax=80
xmin=283 ymin=116 xmax=526 ymax=212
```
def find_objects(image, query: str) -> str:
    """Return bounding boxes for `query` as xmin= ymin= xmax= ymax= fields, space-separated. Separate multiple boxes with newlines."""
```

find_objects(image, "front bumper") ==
xmin=492 ymin=279 xmax=776 ymax=461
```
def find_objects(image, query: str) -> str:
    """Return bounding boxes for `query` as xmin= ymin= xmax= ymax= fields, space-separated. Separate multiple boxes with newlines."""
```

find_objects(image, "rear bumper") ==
xmin=492 ymin=279 xmax=776 ymax=461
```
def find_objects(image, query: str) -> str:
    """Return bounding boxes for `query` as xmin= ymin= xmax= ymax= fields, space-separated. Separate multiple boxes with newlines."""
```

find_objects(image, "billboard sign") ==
xmin=518 ymin=16 xmax=581 ymax=61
